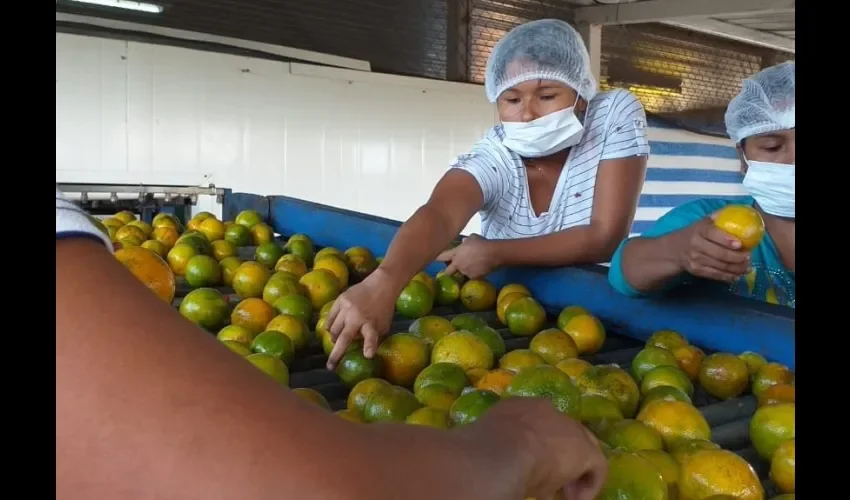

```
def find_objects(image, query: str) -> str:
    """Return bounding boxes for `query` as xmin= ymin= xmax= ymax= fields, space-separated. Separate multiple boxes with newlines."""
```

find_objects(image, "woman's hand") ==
xmin=436 ymin=234 xmax=502 ymax=279
xmin=678 ymin=215 xmax=751 ymax=283
xmin=325 ymin=268 xmax=401 ymax=369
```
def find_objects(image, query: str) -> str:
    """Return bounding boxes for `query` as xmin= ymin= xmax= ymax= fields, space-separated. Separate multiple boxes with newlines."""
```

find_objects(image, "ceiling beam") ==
xmin=663 ymin=18 xmax=795 ymax=53
xmin=574 ymin=0 xmax=795 ymax=26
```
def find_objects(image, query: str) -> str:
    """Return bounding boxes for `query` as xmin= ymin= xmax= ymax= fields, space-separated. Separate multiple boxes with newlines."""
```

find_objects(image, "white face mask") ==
xmin=742 ymin=158 xmax=795 ymax=219
xmin=501 ymin=102 xmax=584 ymax=158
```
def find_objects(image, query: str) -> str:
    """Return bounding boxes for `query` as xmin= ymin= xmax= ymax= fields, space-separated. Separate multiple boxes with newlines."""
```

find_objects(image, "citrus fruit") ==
xmin=299 ymin=269 xmax=341 ymax=310
xmin=343 ymin=246 xmax=378 ymax=281
xmin=465 ymin=368 xmax=488 ymax=385
xmin=505 ymin=296 xmax=546 ymax=337
xmin=579 ymin=365 xmax=642 ymax=418
xmin=251 ymin=330 xmax=295 ymax=365
xmin=770 ymin=439 xmax=795 ymax=494
xmin=335 ymin=409 xmax=365 ymax=423
xmin=129 ymin=220 xmax=154 ymax=237
xmin=253 ymin=242 xmax=283 ymax=269
xmin=530 ymin=328 xmax=579 ymax=365
xmin=293 ymin=388 xmax=330 ymax=410
xmin=474 ymin=368 xmax=515 ymax=396
xmin=637 ymin=400 xmax=711 ymax=449
xmin=347 ymin=378 xmax=391 ymax=415
xmin=497 ymin=291 xmax=527 ymax=325
xmin=234 ymin=209 xmax=263 ymax=228
xmin=632 ymin=347 xmax=678 ymax=382
xmin=230 ymin=298 xmax=277 ymax=335
xmin=316 ymin=247 xmax=344 ymax=262
xmin=179 ymin=288 xmax=229 ymax=330
xmin=431 ymin=331 xmax=494 ymax=372
xmin=265 ymin=314 xmax=311 ymax=350
xmin=113 ymin=210 xmax=137 ymax=224
xmin=118 ymin=236 xmax=144 ymax=248
xmin=408 ymin=316 xmax=455 ymax=346
xmin=210 ymin=240 xmax=237 ymax=261
xmin=414 ymin=362 xmax=469 ymax=397
xmin=140 ymin=239 xmax=169 ymax=258
xmin=186 ymin=212 xmax=214 ymax=231
xmin=646 ymin=330 xmax=688 ymax=351
xmin=152 ymin=213 xmax=181 ymax=230
xmin=232 ymin=261 xmax=271 ymax=299
xmin=274 ymin=254 xmax=308 ymax=279
xmin=669 ymin=439 xmax=720 ymax=467
xmin=470 ymin=326 xmax=506 ymax=359
xmin=166 ymin=244 xmax=198 ymax=276
xmin=336 ymin=349 xmax=384 ymax=388
xmin=198 ymin=217 xmax=226 ymax=242
xmin=313 ymin=255 xmax=350 ymax=288
xmin=460 ymin=279 xmax=498 ymax=312
xmin=752 ymin=363 xmax=794 ymax=397
xmin=376 ymin=333 xmax=431 ymax=387
xmin=175 ymin=233 xmax=212 ymax=256
xmin=318 ymin=299 xmax=336 ymax=319
xmin=246 ymin=353 xmax=289 ymax=385
xmin=435 ymin=275 xmax=461 ymax=306
xmin=497 ymin=283 xmax=531 ymax=304
xmin=216 ymin=323 xmax=254 ymax=345
xmin=103 ymin=217 xmax=125 ymax=229
xmin=405 ymin=407 xmax=451 ymax=428
xmin=672 ymin=345 xmax=705 ymax=381
xmin=262 ymin=276 xmax=304 ymax=306
xmin=115 ymin=224 xmax=146 ymax=243
xmin=219 ymin=256 xmax=243 ymax=286
xmin=221 ymin=340 xmax=252 ymax=357
xmin=285 ymin=238 xmax=314 ymax=266
xmin=362 ymin=385 xmax=421 ymax=423
xmin=436 ymin=269 xmax=466 ymax=285
xmin=635 ymin=450 xmax=680 ymax=500
xmin=498 ymin=349 xmax=545 ymax=374
xmin=750 ymin=402 xmax=794 ymax=461
xmin=411 ymin=271 xmax=437 ymax=296
xmin=579 ymin=394 xmax=624 ymax=429
xmin=505 ymin=365 xmax=581 ymax=416
xmin=561 ymin=312 xmax=606 ymax=355
xmin=184 ymin=255 xmax=221 ymax=288
xmin=713 ymin=204 xmax=766 ymax=250
xmin=152 ymin=226 xmax=180 ymax=248
xmin=450 ymin=313 xmax=489 ymax=332
xmin=250 ymin=223 xmax=275 ymax=246
xmin=396 ymin=280 xmax=434 ymax=319
xmin=224 ymin=224 xmax=251 ymax=246
xmin=739 ymin=351 xmax=768 ymax=377
xmin=699 ymin=352 xmax=750 ymax=400
xmin=601 ymin=419 xmax=664 ymax=452
xmin=640 ymin=365 xmax=694 ymax=398
xmin=449 ymin=389 xmax=500 ymax=425
xmin=114 ymin=246 xmax=177 ymax=303
xmin=679 ymin=449 xmax=764 ymax=500
xmin=555 ymin=305 xmax=590 ymax=330
xmin=555 ymin=358 xmax=593 ymax=382
xmin=598 ymin=450 xmax=668 ymax=500
xmin=414 ymin=384 xmax=458 ymax=411
xmin=272 ymin=294 xmax=313 ymax=325
xmin=640 ymin=386 xmax=692 ymax=410
xmin=757 ymin=383 xmax=795 ymax=407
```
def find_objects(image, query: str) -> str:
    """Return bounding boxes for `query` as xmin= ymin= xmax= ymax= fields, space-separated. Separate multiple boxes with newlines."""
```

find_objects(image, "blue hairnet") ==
xmin=725 ymin=61 xmax=795 ymax=143
xmin=484 ymin=19 xmax=597 ymax=103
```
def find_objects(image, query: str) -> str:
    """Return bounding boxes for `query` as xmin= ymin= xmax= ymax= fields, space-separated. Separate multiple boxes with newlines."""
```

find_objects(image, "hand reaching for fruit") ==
xmin=437 ymin=234 xmax=502 ymax=279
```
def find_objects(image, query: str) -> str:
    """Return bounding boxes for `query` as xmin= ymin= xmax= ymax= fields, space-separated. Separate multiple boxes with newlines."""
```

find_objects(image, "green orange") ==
xmin=179 ymin=288 xmax=229 ymax=331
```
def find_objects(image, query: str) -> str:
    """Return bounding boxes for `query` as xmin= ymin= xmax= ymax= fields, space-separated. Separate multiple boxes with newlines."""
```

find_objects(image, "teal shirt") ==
xmin=609 ymin=197 xmax=795 ymax=308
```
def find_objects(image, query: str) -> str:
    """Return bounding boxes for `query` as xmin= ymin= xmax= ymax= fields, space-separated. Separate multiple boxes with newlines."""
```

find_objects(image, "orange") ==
xmin=251 ymin=330 xmax=295 ymax=366
xmin=274 ymin=254 xmax=308 ymax=279
xmin=186 ymin=212 xmax=214 ymax=231
xmin=313 ymin=255 xmax=350 ymax=289
xmin=219 ymin=256 xmax=243 ymax=287
xmin=579 ymin=365 xmax=641 ymax=419
xmin=408 ymin=316 xmax=456 ymax=346
xmin=637 ymin=400 xmax=711 ymax=449
xmin=672 ymin=345 xmax=706 ymax=381
xmin=347 ymin=378 xmax=391 ymax=415
xmin=318 ymin=299 xmax=336 ymax=318
xmin=640 ymin=386 xmax=692 ymax=410
xmin=598 ymin=451 xmax=668 ymax=500
xmin=262 ymin=276 xmax=304 ymax=306
xmin=362 ymin=385 xmax=421 ymax=423
xmin=117 ymin=236 xmax=143 ymax=248
xmin=336 ymin=349 xmax=385 ymax=388
xmin=179 ymin=288 xmax=229 ymax=331
xmin=530 ymin=328 xmax=579 ymax=365
xmin=750 ymin=402 xmax=794 ymax=461
xmin=466 ymin=368 xmax=488 ymax=385
xmin=113 ymin=210 xmax=137 ymax=224
xmin=266 ymin=314 xmax=311 ymax=350
xmin=631 ymin=347 xmax=678 ymax=382
xmin=556 ymin=305 xmax=590 ymax=330
xmin=679 ymin=449 xmax=764 ymax=500
xmin=770 ymin=439 xmax=795 ymax=494
xmin=250 ymin=222 xmax=275 ymax=246
xmin=335 ymin=409 xmax=365 ymax=423
xmin=293 ymin=388 xmax=330 ymax=410
xmin=757 ymin=383 xmax=795 ymax=407
xmin=560 ymin=312 xmax=606 ymax=355
xmin=286 ymin=240 xmax=315 ymax=268
xmin=640 ymin=365 xmax=694 ymax=398
xmin=414 ymin=362 xmax=469 ymax=397
xmin=414 ymin=384 xmax=458 ymax=411
xmin=316 ymin=247 xmax=344 ymax=262
xmin=555 ymin=358 xmax=593 ymax=382
xmin=504 ymin=297 xmax=546 ymax=337
xmin=272 ymin=294 xmax=313 ymax=324
xmin=470 ymin=326 xmax=506 ymax=359
xmin=299 ymin=269 xmax=341 ymax=310
xmin=216 ymin=324 xmax=255 ymax=346
xmin=435 ymin=274 xmax=461 ymax=306
xmin=497 ymin=283 xmax=531 ymax=304
xmin=405 ymin=407 xmax=451 ymax=429
xmin=232 ymin=261 xmax=271 ymax=299
xmin=460 ymin=279 xmax=498 ymax=312
xmin=234 ymin=209 xmax=263 ymax=228
xmin=646 ymin=330 xmax=688 ymax=351
xmin=221 ymin=340 xmax=252 ymax=357
xmin=504 ymin=365 xmax=581 ymax=416
xmin=699 ymin=353 xmax=750 ymax=400
xmin=152 ymin=226 xmax=180 ymax=248
xmin=184 ymin=255 xmax=221 ymax=288
xmin=669 ymin=439 xmax=720 ymax=467
xmin=635 ymin=450 xmax=680 ymax=500
xmin=152 ymin=213 xmax=181 ymax=230
xmin=167 ymin=244 xmax=198 ymax=276
xmin=103 ymin=217 xmax=125 ymax=229
xmin=224 ymin=224 xmax=252 ymax=247
xmin=739 ymin=351 xmax=768 ymax=377
xmin=115 ymin=224 xmax=146 ymax=243
xmin=114 ymin=246 xmax=176 ymax=303
xmin=255 ymin=242 xmax=286 ymax=269
xmin=411 ymin=271 xmax=437 ymax=297
xmin=246 ymin=353 xmax=289 ymax=385
xmin=198 ymin=217 xmax=226 ymax=241
xmin=498 ymin=349 xmax=545 ymax=374
xmin=497 ymin=291 xmax=527 ymax=325
xmin=450 ymin=313 xmax=489 ymax=332
xmin=343 ymin=246 xmax=378 ymax=281
xmin=475 ymin=368 xmax=516 ymax=396
xmin=176 ymin=233 xmax=212 ymax=256
xmin=211 ymin=240 xmax=237 ymax=261
xmin=376 ymin=333 xmax=431 ymax=387
xmin=752 ymin=362 xmax=794 ymax=397
xmin=431 ymin=331 xmax=494 ymax=372
xmin=448 ymin=389 xmax=500 ymax=425
xmin=579 ymin=394 xmax=624 ymax=431
xmin=395 ymin=280 xmax=434 ymax=319
xmin=601 ymin=419 xmax=664 ymax=452
xmin=231 ymin=298 xmax=277 ymax=335
xmin=713 ymin=204 xmax=766 ymax=250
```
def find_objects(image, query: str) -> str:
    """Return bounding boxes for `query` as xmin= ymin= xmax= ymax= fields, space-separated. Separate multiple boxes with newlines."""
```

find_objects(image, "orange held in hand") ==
xmin=713 ymin=205 xmax=765 ymax=250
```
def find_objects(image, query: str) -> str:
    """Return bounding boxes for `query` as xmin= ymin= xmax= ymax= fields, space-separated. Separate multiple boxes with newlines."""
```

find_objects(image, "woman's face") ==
xmin=496 ymin=79 xmax=585 ymax=123
xmin=740 ymin=128 xmax=795 ymax=172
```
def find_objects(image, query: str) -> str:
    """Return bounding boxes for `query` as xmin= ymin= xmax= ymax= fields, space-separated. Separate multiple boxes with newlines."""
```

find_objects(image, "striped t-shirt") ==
xmin=56 ymin=188 xmax=112 ymax=250
xmin=452 ymin=88 xmax=650 ymax=239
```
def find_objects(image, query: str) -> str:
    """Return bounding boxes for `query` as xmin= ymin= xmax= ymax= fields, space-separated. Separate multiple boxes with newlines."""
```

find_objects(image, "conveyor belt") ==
xmin=171 ymin=242 xmax=781 ymax=496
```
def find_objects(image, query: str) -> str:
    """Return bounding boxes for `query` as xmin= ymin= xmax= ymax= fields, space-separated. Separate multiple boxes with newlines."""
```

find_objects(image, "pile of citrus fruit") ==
xmin=100 ymin=208 xmax=794 ymax=500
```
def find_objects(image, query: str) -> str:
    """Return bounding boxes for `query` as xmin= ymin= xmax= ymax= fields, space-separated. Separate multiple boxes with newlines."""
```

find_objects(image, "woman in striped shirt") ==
xmin=327 ymin=19 xmax=649 ymax=366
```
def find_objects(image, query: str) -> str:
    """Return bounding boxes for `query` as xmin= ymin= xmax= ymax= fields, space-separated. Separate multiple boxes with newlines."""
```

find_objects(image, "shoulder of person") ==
xmin=586 ymin=88 xmax=645 ymax=116
xmin=56 ymin=188 xmax=113 ymax=251
xmin=450 ymin=125 xmax=517 ymax=174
